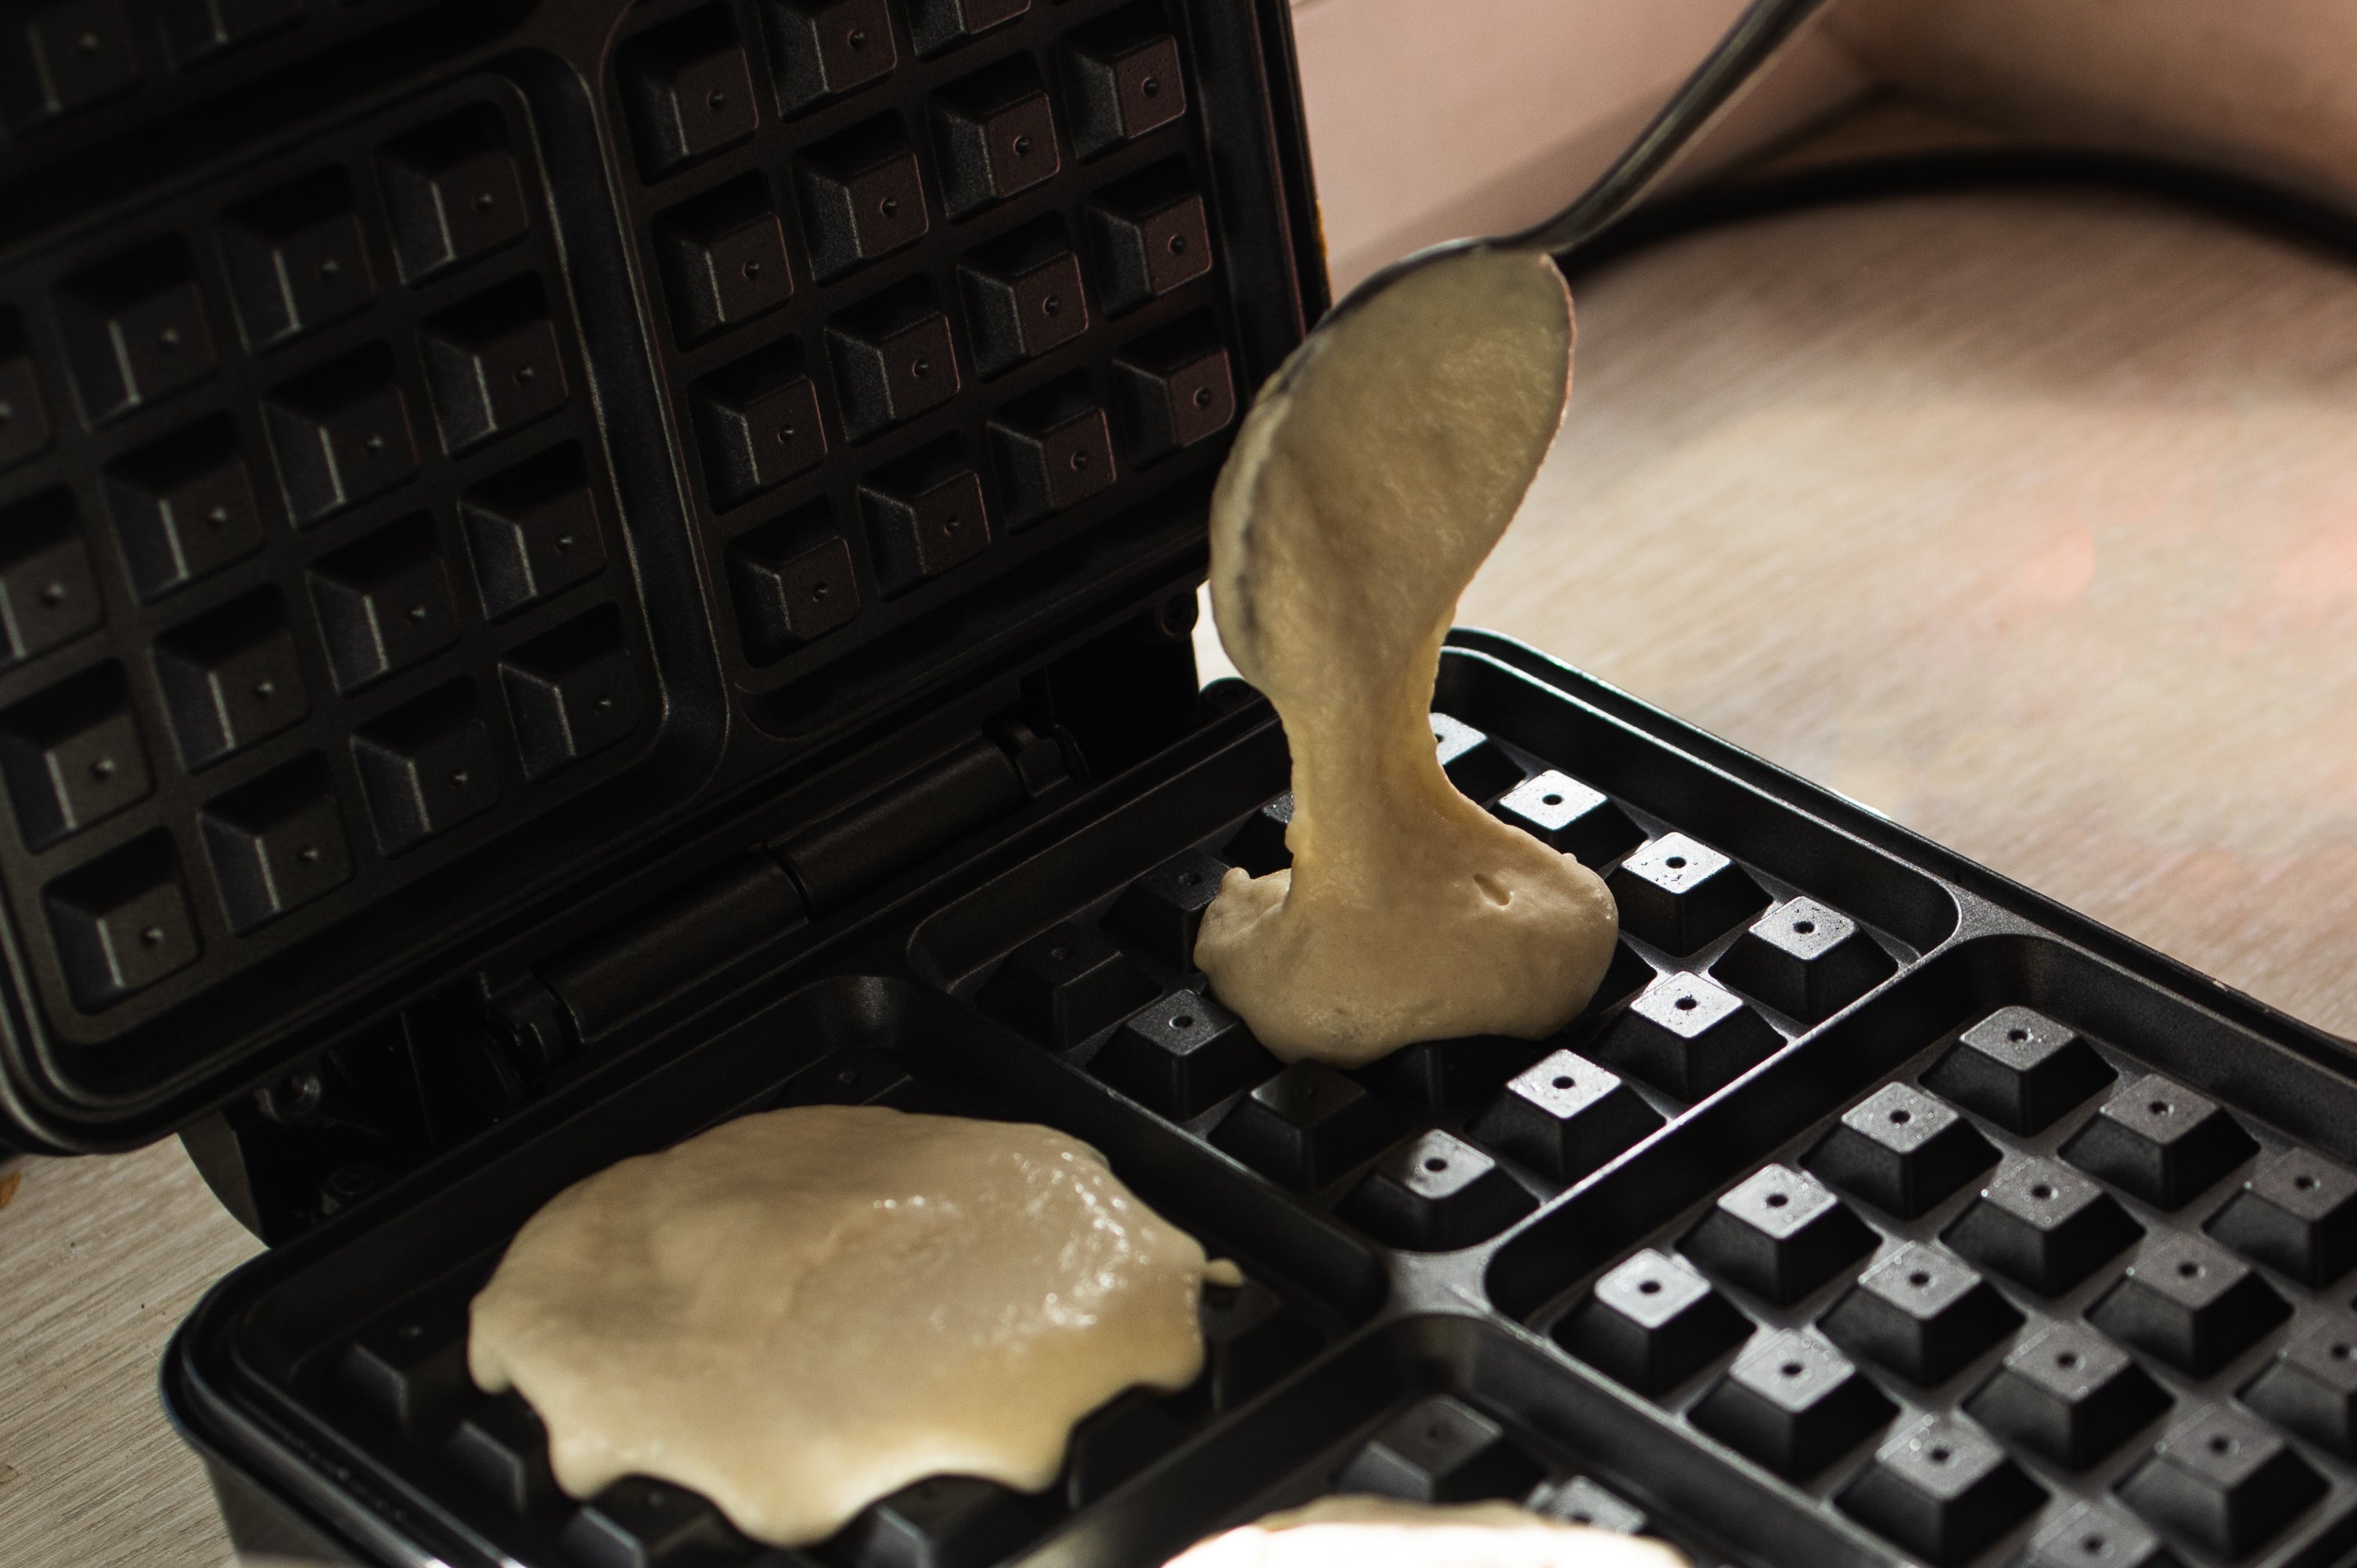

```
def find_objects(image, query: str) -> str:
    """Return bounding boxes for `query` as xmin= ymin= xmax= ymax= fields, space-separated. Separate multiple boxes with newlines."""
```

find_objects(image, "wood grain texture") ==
xmin=0 ymin=1145 xmax=260 ymax=1568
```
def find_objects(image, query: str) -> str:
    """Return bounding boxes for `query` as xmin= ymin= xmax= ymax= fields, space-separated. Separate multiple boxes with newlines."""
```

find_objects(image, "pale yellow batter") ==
xmin=467 ymin=1105 xmax=1214 ymax=1546
xmin=1193 ymin=249 xmax=1619 ymax=1065
xmin=1167 ymin=1496 xmax=1690 ymax=1568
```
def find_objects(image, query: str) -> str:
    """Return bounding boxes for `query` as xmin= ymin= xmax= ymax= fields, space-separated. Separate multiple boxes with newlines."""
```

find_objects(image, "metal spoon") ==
xmin=1320 ymin=0 xmax=1830 ymax=327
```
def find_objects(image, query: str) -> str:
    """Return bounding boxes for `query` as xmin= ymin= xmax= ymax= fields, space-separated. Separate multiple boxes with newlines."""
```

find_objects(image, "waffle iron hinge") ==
xmin=185 ymin=717 xmax=1075 ymax=1243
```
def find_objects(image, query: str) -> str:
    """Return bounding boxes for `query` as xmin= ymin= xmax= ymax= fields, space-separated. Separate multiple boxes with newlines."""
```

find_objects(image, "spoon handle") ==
xmin=1522 ymin=0 xmax=1832 ymax=257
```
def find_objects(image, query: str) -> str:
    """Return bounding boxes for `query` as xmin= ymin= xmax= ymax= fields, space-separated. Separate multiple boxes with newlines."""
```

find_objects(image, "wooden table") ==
xmin=10 ymin=144 xmax=2357 ymax=1568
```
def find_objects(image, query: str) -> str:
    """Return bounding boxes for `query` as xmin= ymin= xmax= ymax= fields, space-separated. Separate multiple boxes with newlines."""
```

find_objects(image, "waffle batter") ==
xmin=1168 ymin=1496 xmax=1689 ymax=1567
xmin=1193 ymin=249 xmax=1618 ymax=1065
xmin=467 ymin=1104 xmax=1214 ymax=1546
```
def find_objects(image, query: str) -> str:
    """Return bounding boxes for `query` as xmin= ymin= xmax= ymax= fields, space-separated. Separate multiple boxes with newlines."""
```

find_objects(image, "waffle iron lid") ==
xmin=0 ymin=0 xmax=1323 ymax=1149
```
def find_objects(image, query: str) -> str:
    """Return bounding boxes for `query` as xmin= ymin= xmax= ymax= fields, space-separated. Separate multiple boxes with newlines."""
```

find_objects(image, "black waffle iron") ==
xmin=9 ymin=2 xmax=2357 ymax=1564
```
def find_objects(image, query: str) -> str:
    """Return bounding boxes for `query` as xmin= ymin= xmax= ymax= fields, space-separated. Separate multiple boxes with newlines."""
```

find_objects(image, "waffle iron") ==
xmin=9 ymin=1 xmax=2357 ymax=1563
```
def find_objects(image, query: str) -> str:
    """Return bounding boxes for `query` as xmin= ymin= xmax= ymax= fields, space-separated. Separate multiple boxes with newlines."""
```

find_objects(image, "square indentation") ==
xmin=1112 ymin=313 xmax=1233 ymax=466
xmin=1836 ymin=1414 xmax=2045 ymax=1566
xmin=907 ymin=0 xmax=1025 ymax=57
xmin=498 ymin=604 xmax=641 ymax=781
xmin=1429 ymin=712 xmax=1523 ymax=801
xmin=2240 ymin=1313 xmax=2357 ymax=1458
xmin=0 ymin=313 xmax=56 ymax=474
xmin=1713 ymin=896 xmax=1895 ymax=1023
xmin=1085 ymin=159 xmax=1211 ymax=315
xmin=218 ymin=169 xmax=376 ymax=354
xmin=2086 ymin=1234 xmax=2289 ymax=1376
xmin=421 ymin=275 xmax=570 ymax=455
xmin=378 ymin=106 xmax=531 ymax=284
xmin=1607 ymin=832 xmax=1768 ymax=956
xmin=44 ymin=831 xmax=200 ymax=1009
xmin=2024 ymin=1505 xmax=2182 ymax=1568
xmin=2116 ymin=1410 xmax=2325 ymax=1561
xmin=104 ymin=417 xmax=266 ymax=602
xmin=1494 ymin=769 xmax=1643 ymax=867
xmin=1334 ymin=1397 xmax=1542 ymax=1505
xmin=1941 ymin=1156 xmax=2142 ymax=1295
xmin=960 ymin=219 xmax=1088 ymax=378
xmin=309 ymin=514 xmax=459 ymax=692
xmin=1922 ymin=1005 xmax=2114 ymax=1135
xmin=1103 ymin=847 xmax=1227 ymax=969
xmin=0 ymin=488 xmax=103 ymax=664
xmin=1089 ymin=987 xmax=1274 ymax=1121
xmin=693 ymin=343 xmax=826 ymax=509
xmin=620 ymin=6 xmax=761 ymax=180
xmin=1531 ymin=1476 xmax=1648 ymax=1535
xmin=977 ymin=921 xmax=1157 ymax=1048
xmin=727 ymin=500 xmax=863 ymax=661
xmin=2208 ymin=1152 xmax=2357 ymax=1286
xmin=858 ymin=440 xmax=991 ymax=595
xmin=1557 ymin=1248 xmax=1751 ymax=1396
xmin=334 ymin=1280 xmax=473 ymax=1437
xmin=1819 ymin=1242 xmax=2020 ymax=1385
xmin=1211 ymin=1060 xmax=1406 ymax=1191
xmin=153 ymin=586 xmax=309 ymax=768
xmin=563 ymin=1478 xmax=745 ymax=1568
xmin=796 ymin=115 xmax=928 ymax=281
xmin=1574 ymin=941 xmax=1658 ymax=1029
xmin=1806 ymin=1081 xmax=1999 ymax=1219
xmin=0 ymin=663 xmax=150 ymax=849
xmin=351 ymin=681 xmax=500 ymax=855
xmin=1589 ymin=971 xmax=1779 ymax=1102
xmin=1964 ymin=1320 xmax=2170 ymax=1469
xmin=1340 ymin=1129 xmax=1535 ymax=1251
xmin=264 ymin=344 xmax=419 ymax=527
xmin=1222 ymin=792 xmax=1291 ymax=876
xmin=1356 ymin=1032 xmax=1548 ymax=1115
xmin=830 ymin=1476 xmax=1034 ymax=1568
xmin=1683 ymin=1164 xmax=1877 ymax=1306
xmin=443 ymin=1393 xmax=558 ymax=1515
xmin=57 ymin=236 xmax=218 ymax=426
xmin=155 ymin=0 xmax=302 ymax=66
xmin=1690 ymin=1329 xmax=1895 ymax=1481
xmin=654 ymin=175 xmax=793 ymax=346
xmin=1061 ymin=3 xmax=1186 ymax=159
xmin=460 ymin=444 xmax=608 ymax=620
xmin=826 ymin=279 xmax=960 ymax=443
xmin=988 ymin=374 xmax=1114 ymax=527
xmin=763 ymin=0 xmax=895 ymax=117
xmin=1198 ymin=1274 xmax=1321 ymax=1412
xmin=3 ymin=0 xmax=141 ymax=128
xmin=199 ymin=754 xmax=352 ymax=932
xmin=932 ymin=55 xmax=1059 ymax=218
xmin=2062 ymin=1073 xmax=2259 ymax=1210
xmin=1466 ymin=1048 xmax=1661 ymax=1184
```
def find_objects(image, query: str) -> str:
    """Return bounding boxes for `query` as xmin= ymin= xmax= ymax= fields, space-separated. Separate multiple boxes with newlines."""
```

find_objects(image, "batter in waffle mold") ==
xmin=467 ymin=1104 xmax=1220 ymax=1547
xmin=1194 ymin=249 xmax=1620 ymax=1066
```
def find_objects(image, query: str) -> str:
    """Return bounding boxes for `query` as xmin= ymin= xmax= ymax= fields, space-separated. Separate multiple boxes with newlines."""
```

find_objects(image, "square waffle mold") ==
xmin=0 ymin=77 xmax=661 ymax=1055
xmin=0 ymin=0 xmax=1315 ymax=1144
xmin=171 ymin=641 xmax=2357 ymax=1568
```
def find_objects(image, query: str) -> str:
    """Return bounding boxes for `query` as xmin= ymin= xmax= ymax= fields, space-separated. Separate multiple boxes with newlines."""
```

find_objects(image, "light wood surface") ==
xmin=0 ymin=1142 xmax=260 ymax=1567
xmin=13 ymin=146 xmax=2357 ymax=1568
xmin=1463 ymin=175 xmax=2357 ymax=1041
